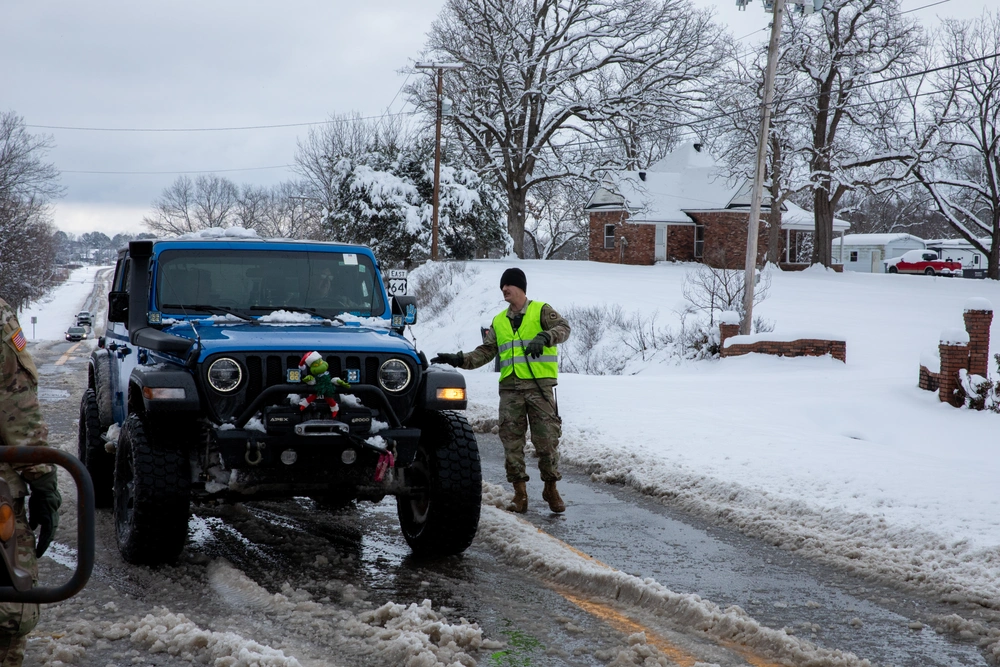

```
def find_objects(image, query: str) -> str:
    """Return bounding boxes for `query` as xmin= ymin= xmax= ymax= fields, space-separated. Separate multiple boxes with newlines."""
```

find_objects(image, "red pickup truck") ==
xmin=885 ymin=249 xmax=963 ymax=276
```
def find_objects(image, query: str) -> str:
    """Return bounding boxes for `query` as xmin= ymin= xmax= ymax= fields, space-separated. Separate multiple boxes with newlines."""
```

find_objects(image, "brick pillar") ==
xmin=963 ymin=308 xmax=993 ymax=378
xmin=938 ymin=339 xmax=969 ymax=407
xmin=719 ymin=323 xmax=739 ymax=357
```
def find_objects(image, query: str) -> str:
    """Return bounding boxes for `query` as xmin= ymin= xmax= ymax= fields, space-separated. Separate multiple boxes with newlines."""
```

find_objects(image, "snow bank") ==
xmin=19 ymin=265 xmax=107 ymax=341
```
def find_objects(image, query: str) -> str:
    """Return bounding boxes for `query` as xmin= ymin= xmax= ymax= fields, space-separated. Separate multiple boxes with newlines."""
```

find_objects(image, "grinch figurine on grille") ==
xmin=297 ymin=351 xmax=350 ymax=416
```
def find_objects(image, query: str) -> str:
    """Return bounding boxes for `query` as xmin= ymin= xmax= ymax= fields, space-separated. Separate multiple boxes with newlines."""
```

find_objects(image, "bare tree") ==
xmin=903 ymin=12 xmax=1000 ymax=277
xmin=0 ymin=111 xmax=63 ymax=308
xmin=143 ymin=174 xmax=240 ymax=235
xmin=412 ymin=0 xmax=727 ymax=258
xmin=524 ymin=178 xmax=591 ymax=259
xmin=782 ymin=0 xmax=922 ymax=266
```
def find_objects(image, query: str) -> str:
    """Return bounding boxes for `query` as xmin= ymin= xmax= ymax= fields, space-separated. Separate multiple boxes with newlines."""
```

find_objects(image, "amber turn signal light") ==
xmin=436 ymin=387 xmax=466 ymax=401
xmin=0 ymin=503 xmax=15 ymax=542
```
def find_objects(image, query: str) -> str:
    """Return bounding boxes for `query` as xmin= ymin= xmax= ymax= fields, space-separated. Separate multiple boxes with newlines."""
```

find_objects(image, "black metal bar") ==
xmin=233 ymin=384 xmax=402 ymax=429
xmin=0 ymin=447 xmax=95 ymax=603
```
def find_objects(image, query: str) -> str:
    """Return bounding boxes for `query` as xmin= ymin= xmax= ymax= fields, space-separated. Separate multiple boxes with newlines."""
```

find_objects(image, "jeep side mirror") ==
xmin=108 ymin=291 xmax=129 ymax=323
xmin=390 ymin=295 xmax=417 ymax=333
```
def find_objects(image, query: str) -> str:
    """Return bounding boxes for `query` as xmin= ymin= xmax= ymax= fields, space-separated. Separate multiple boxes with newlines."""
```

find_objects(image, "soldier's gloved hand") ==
xmin=27 ymin=470 xmax=61 ymax=558
xmin=431 ymin=352 xmax=464 ymax=367
xmin=525 ymin=333 xmax=550 ymax=359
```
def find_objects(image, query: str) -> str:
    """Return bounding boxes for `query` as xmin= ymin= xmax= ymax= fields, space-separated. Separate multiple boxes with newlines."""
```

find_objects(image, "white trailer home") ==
xmin=831 ymin=233 xmax=926 ymax=273
xmin=925 ymin=238 xmax=990 ymax=278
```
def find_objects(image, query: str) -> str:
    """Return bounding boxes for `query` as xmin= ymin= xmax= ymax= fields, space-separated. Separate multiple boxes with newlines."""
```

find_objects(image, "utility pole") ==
xmin=415 ymin=62 xmax=464 ymax=261
xmin=740 ymin=0 xmax=787 ymax=335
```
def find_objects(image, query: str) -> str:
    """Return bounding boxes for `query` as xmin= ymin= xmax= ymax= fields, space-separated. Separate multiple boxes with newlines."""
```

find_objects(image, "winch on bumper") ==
xmin=211 ymin=383 xmax=421 ymax=470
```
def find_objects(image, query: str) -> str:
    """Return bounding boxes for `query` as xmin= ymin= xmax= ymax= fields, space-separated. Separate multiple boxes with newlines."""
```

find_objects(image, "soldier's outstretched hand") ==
xmin=431 ymin=352 xmax=464 ymax=367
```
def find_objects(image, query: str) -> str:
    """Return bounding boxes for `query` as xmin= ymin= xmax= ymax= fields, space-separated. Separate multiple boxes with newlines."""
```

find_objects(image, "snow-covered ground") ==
xmin=410 ymin=259 xmax=1000 ymax=611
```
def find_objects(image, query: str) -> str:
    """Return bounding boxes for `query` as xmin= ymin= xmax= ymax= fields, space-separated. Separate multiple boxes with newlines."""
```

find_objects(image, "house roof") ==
xmin=585 ymin=142 xmax=850 ymax=232
xmin=925 ymin=237 xmax=992 ymax=250
xmin=835 ymin=233 xmax=924 ymax=246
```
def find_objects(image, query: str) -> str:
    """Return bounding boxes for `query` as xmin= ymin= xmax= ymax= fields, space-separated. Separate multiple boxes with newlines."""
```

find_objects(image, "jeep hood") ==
xmin=161 ymin=321 xmax=418 ymax=361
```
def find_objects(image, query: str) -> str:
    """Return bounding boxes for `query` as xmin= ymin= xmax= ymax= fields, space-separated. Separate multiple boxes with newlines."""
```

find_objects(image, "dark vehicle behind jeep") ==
xmin=81 ymin=238 xmax=480 ymax=565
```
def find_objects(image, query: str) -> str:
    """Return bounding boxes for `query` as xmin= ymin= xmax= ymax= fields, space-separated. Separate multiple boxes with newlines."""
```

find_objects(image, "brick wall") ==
xmin=686 ymin=211 xmax=781 ymax=270
xmin=720 ymin=333 xmax=847 ymax=362
xmin=918 ymin=365 xmax=940 ymax=391
xmin=963 ymin=309 xmax=993 ymax=378
xmin=588 ymin=210 xmax=656 ymax=265
xmin=667 ymin=225 xmax=695 ymax=261
xmin=938 ymin=341 xmax=968 ymax=407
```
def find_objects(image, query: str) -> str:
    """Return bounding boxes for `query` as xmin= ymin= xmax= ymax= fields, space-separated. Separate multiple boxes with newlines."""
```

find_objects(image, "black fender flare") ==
xmin=128 ymin=365 xmax=201 ymax=413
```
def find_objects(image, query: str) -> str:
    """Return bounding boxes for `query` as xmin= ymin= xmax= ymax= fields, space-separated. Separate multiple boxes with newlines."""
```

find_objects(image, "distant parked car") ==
xmin=885 ymin=249 xmax=962 ymax=276
xmin=76 ymin=311 xmax=93 ymax=326
xmin=65 ymin=326 xmax=87 ymax=342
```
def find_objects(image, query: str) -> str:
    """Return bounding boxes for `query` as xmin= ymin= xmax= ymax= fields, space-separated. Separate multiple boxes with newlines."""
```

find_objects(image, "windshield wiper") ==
xmin=162 ymin=304 xmax=257 ymax=324
xmin=249 ymin=305 xmax=322 ymax=316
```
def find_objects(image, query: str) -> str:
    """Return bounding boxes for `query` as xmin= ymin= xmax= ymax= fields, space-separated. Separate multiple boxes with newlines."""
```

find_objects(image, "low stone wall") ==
xmin=719 ymin=322 xmax=846 ymax=362
xmin=917 ymin=302 xmax=993 ymax=407
xmin=918 ymin=365 xmax=940 ymax=392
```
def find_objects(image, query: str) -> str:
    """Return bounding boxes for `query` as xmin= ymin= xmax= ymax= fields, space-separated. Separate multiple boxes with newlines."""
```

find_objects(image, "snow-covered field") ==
xmin=410 ymin=259 xmax=1000 ymax=611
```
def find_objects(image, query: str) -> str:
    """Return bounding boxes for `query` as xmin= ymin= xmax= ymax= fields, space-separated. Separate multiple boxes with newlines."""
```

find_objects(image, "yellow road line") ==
xmin=55 ymin=341 xmax=83 ymax=366
xmin=531 ymin=524 xmax=786 ymax=667
xmin=561 ymin=590 xmax=702 ymax=666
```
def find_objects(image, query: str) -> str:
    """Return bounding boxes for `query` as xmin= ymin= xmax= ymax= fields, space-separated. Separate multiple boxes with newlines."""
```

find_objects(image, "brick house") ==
xmin=585 ymin=142 xmax=850 ymax=268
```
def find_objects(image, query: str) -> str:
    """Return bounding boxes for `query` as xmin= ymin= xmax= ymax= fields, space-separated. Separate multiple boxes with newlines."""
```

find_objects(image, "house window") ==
xmin=849 ymin=251 xmax=858 ymax=262
xmin=694 ymin=225 xmax=704 ymax=258
xmin=604 ymin=224 xmax=615 ymax=249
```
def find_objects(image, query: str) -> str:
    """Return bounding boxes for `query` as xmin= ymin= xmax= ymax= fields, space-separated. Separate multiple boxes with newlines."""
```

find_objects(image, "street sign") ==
xmin=387 ymin=279 xmax=408 ymax=296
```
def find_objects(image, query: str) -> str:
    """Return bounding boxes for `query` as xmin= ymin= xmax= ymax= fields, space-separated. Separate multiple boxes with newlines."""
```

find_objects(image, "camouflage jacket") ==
xmin=0 ymin=297 xmax=52 ymax=496
xmin=461 ymin=300 xmax=571 ymax=388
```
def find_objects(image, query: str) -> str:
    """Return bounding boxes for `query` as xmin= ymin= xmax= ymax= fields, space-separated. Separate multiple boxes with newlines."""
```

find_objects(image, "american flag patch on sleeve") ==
xmin=11 ymin=327 xmax=27 ymax=351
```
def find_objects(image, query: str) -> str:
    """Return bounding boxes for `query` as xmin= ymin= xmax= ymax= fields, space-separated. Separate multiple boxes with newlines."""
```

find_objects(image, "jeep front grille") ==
xmin=203 ymin=351 xmax=418 ymax=424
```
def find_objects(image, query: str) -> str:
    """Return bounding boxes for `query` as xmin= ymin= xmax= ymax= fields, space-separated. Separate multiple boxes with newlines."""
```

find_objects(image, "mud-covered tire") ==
xmin=78 ymin=389 xmax=114 ymax=508
xmin=114 ymin=414 xmax=191 ymax=564
xmin=92 ymin=354 xmax=114 ymax=429
xmin=397 ymin=410 xmax=481 ymax=556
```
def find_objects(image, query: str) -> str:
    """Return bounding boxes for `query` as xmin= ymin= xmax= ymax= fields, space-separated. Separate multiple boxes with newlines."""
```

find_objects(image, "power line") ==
xmin=26 ymin=111 xmax=413 ymax=133
xmin=900 ymin=0 xmax=950 ymax=15
xmin=61 ymin=164 xmax=294 ymax=175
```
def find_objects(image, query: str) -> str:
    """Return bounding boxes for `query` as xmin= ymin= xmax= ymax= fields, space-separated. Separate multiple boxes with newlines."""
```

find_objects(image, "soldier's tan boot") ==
xmin=542 ymin=480 xmax=566 ymax=513
xmin=508 ymin=481 xmax=528 ymax=513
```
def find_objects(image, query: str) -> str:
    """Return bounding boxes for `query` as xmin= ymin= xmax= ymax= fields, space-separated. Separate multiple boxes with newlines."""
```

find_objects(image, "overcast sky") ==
xmin=1 ymin=0 xmax=988 ymax=237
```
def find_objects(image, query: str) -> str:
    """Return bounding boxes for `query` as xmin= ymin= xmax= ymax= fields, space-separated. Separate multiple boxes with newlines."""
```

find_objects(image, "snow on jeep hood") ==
xmin=161 ymin=320 xmax=416 ymax=359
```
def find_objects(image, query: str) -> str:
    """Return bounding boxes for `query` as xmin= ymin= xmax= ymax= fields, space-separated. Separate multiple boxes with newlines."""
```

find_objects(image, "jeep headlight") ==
xmin=207 ymin=358 xmax=242 ymax=393
xmin=378 ymin=359 xmax=411 ymax=393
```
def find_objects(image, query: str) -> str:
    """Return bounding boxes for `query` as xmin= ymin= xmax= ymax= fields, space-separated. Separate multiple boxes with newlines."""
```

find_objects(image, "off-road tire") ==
xmin=397 ymin=410 xmax=481 ymax=556
xmin=888 ymin=266 xmax=898 ymax=274
xmin=78 ymin=389 xmax=114 ymax=508
xmin=92 ymin=354 xmax=114 ymax=428
xmin=114 ymin=414 xmax=191 ymax=564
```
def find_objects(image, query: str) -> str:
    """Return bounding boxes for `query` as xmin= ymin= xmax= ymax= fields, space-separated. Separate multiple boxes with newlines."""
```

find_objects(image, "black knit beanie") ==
xmin=500 ymin=267 xmax=527 ymax=292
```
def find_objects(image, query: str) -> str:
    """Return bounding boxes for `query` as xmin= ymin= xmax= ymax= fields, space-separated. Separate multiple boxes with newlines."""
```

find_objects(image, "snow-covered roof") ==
xmin=925 ymin=237 xmax=992 ymax=250
xmin=835 ymin=233 xmax=924 ymax=247
xmin=586 ymin=142 xmax=745 ymax=222
xmin=586 ymin=142 xmax=849 ymax=232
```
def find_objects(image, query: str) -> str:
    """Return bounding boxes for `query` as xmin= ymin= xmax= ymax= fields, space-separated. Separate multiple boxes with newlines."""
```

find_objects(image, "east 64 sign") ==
xmin=384 ymin=269 xmax=408 ymax=296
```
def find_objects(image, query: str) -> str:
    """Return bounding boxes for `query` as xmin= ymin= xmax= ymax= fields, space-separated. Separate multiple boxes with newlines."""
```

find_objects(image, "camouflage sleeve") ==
xmin=1 ymin=301 xmax=52 ymax=481
xmin=540 ymin=304 xmax=571 ymax=345
xmin=461 ymin=326 xmax=500 ymax=370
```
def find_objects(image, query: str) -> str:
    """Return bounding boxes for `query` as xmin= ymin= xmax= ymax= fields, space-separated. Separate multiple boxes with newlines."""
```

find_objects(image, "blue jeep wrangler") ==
xmin=79 ymin=237 xmax=480 ymax=565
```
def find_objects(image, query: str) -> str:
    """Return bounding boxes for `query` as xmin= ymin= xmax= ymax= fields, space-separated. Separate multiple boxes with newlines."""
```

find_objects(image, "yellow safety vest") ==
xmin=493 ymin=301 xmax=558 ymax=381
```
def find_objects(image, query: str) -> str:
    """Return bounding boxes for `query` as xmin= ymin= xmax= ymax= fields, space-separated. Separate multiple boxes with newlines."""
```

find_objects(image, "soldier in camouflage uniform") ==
xmin=433 ymin=268 xmax=571 ymax=513
xmin=0 ymin=297 xmax=62 ymax=666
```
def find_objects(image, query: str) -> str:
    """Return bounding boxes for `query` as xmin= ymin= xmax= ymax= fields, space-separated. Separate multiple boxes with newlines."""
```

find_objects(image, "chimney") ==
xmin=693 ymin=143 xmax=703 ymax=152
xmin=638 ymin=171 xmax=646 ymax=181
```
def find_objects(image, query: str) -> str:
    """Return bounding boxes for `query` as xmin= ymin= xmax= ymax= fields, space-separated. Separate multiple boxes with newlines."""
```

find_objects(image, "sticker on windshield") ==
xmin=343 ymin=254 xmax=357 ymax=265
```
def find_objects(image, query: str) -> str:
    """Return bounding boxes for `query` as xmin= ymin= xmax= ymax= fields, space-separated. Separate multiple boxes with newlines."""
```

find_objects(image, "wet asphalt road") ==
xmin=21 ymin=271 xmax=999 ymax=665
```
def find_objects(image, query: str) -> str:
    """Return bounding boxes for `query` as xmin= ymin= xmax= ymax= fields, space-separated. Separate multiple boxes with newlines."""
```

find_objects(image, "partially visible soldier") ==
xmin=432 ymin=268 xmax=571 ymax=514
xmin=0 ymin=297 xmax=61 ymax=665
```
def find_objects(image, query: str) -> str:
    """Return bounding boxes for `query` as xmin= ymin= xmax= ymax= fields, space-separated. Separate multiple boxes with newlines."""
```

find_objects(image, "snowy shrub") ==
xmin=961 ymin=353 xmax=1000 ymax=412
xmin=408 ymin=262 xmax=481 ymax=319
xmin=681 ymin=264 xmax=771 ymax=327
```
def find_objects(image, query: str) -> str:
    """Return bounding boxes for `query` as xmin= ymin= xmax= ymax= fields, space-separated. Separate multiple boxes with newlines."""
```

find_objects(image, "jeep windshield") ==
xmin=155 ymin=249 xmax=386 ymax=319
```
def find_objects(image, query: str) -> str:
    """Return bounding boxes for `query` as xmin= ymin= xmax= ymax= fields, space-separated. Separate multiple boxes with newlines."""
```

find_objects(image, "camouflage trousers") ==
xmin=498 ymin=384 xmax=562 ymax=483
xmin=0 ymin=505 xmax=39 ymax=667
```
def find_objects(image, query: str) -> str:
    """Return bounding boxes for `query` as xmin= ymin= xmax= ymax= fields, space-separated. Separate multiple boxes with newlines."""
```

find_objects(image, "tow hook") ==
xmin=245 ymin=438 xmax=265 ymax=466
